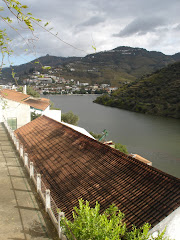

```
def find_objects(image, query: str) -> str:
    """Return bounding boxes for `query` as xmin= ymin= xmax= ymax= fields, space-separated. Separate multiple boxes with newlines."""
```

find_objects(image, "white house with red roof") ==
xmin=0 ymin=89 xmax=61 ymax=129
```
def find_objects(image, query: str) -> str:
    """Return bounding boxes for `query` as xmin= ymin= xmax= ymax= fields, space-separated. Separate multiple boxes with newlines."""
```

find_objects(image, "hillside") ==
xmin=1 ymin=46 xmax=178 ymax=86
xmin=94 ymin=62 xmax=180 ymax=118
xmin=1 ymin=55 xmax=80 ymax=81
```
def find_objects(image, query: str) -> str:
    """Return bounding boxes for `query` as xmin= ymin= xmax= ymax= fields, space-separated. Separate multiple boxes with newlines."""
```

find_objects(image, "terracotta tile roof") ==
xmin=24 ymin=98 xmax=50 ymax=111
xmin=0 ymin=89 xmax=30 ymax=102
xmin=15 ymin=116 xmax=180 ymax=229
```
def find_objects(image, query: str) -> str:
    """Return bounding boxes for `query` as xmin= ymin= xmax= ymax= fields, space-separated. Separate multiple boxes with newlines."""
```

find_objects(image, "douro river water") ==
xmin=47 ymin=94 xmax=180 ymax=178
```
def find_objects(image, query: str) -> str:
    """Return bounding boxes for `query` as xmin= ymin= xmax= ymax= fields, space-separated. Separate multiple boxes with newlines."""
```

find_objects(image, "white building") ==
xmin=0 ymin=89 xmax=55 ymax=129
xmin=0 ymin=89 xmax=31 ymax=129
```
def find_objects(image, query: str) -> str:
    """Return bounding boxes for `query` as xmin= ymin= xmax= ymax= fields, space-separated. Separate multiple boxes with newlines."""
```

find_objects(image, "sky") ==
xmin=1 ymin=0 xmax=180 ymax=66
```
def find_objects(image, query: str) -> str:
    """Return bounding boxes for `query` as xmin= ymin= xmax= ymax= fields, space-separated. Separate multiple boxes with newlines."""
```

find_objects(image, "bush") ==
xmin=115 ymin=143 xmax=128 ymax=154
xmin=61 ymin=199 xmax=126 ymax=240
xmin=31 ymin=111 xmax=41 ymax=121
xmin=61 ymin=111 xmax=79 ymax=125
xmin=60 ymin=199 xmax=170 ymax=240
xmin=27 ymin=86 xmax=40 ymax=98
xmin=89 ymin=131 xmax=103 ymax=140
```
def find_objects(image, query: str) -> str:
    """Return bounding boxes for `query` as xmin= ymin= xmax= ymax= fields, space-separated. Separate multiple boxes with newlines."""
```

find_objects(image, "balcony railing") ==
xmin=3 ymin=117 xmax=67 ymax=240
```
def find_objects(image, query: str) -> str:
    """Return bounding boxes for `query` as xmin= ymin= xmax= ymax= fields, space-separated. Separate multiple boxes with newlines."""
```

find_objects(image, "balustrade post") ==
xmin=20 ymin=145 xmax=24 ymax=158
xmin=9 ymin=128 xmax=12 ymax=136
xmin=11 ymin=133 xmax=14 ymax=141
xmin=46 ymin=189 xmax=51 ymax=212
xmin=58 ymin=211 xmax=65 ymax=239
xmin=30 ymin=162 xmax=34 ymax=178
xmin=16 ymin=139 xmax=19 ymax=151
xmin=11 ymin=130 xmax=14 ymax=139
xmin=24 ymin=153 xmax=28 ymax=167
xmin=13 ymin=135 xmax=16 ymax=145
xmin=37 ymin=174 xmax=41 ymax=192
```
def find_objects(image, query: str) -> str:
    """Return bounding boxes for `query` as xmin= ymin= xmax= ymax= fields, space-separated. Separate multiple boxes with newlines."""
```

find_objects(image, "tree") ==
xmin=0 ymin=0 xmax=86 ymax=75
xmin=61 ymin=111 xmax=79 ymax=125
xmin=89 ymin=131 xmax=103 ymax=140
xmin=115 ymin=143 xmax=128 ymax=154
xmin=17 ymin=85 xmax=40 ymax=97
xmin=0 ymin=0 xmax=41 ymax=72
xmin=27 ymin=86 xmax=40 ymax=98
xmin=31 ymin=111 xmax=41 ymax=121
xmin=60 ymin=199 xmax=170 ymax=240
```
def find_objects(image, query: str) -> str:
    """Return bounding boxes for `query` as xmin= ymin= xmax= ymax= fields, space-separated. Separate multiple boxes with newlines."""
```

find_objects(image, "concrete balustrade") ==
xmin=3 ymin=117 xmax=66 ymax=240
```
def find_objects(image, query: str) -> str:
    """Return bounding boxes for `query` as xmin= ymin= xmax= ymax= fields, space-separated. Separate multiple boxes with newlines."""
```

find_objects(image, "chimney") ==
xmin=23 ymin=85 xmax=27 ymax=95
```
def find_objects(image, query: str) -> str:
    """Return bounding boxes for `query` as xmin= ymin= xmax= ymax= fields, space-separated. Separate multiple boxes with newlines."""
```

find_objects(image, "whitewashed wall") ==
xmin=1 ymin=98 xmax=30 ymax=129
xmin=150 ymin=207 xmax=180 ymax=240
xmin=43 ymin=109 xmax=61 ymax=122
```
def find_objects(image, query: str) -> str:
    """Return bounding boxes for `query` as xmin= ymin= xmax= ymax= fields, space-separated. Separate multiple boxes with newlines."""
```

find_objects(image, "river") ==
xmin=47 ymin=94 xmax=180 ymax=178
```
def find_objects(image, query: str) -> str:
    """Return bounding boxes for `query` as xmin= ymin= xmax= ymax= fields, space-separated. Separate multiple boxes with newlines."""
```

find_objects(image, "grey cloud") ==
xmin=77 ymin=16 xmax=105 ymax=27
xmin=113 ymin=17 xmax=166 ymax=37
xmin=173 ymin=24 xmax=180 ymax=31
xmin=2 ymin=0 xmax=180 ymax=65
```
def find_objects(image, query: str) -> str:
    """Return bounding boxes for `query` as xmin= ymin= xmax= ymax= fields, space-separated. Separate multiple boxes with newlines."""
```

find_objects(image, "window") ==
xmin=7 ymin=117 xmax=17 ymax=130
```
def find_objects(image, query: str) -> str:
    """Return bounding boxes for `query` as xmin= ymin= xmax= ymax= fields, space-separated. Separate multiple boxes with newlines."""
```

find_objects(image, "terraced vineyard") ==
xmin=94 ymin=62 xmax=180 ymax=118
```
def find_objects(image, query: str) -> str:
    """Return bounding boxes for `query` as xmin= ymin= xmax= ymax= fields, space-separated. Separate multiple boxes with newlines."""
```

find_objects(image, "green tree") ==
xmin=31 ymin=111 xmax=41 ymax=121
xmin=27 ymin=86 xmax=40 ymax=97
xmin=61 ymin=111 xmax=79 ymax=125
xmin=89 ymin=131 xmax=103 ymax=140
xmin=17 ymin=85 xmax=40 ymax=97
xmin=115 ymin=143 xmax=128 ymax=154
xmin=60 ymin=199 xmax=170 ymax=240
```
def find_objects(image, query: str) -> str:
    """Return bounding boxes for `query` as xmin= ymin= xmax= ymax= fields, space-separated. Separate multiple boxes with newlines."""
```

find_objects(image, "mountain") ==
xmin=94 ymin=62 xmax=180 ymax=118
xmin=1 ymin=46 xmax=179 ymax=86
xmin=172 ymin=52 xmax=180 ymax=61
xmin=0 ymin=55 xmax=81 ymax=81
xmin=83 ymin=46 xmax=173 ymax=77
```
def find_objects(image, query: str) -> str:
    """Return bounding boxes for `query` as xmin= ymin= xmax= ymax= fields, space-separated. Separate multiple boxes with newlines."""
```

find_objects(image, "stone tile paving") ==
xmin=0 ymin=123 xmax=59 ymax=240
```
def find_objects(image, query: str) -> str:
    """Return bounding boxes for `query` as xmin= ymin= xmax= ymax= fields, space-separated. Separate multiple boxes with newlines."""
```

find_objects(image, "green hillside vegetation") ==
xmin=94 ymin=62 xmax=180 ymax=118
xmin=1 ymin=46 xmax=179 ymax=87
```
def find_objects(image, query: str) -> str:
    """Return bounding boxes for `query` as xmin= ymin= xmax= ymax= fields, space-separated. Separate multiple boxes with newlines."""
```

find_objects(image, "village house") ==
xmin=14 ymin=115 xmax=180 ymax=240
xmin=0 ymin=88 xmax=61 ymax=128
xmin=0 ymin=89 xmax=31 ymax=129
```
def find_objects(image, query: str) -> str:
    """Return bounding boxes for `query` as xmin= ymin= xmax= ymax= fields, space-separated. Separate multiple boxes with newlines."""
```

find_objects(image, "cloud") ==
xmin=2 ymin=0 xmax=180 ymax=67
xmin=173 ymin=24 xmax=180 ymax=31
xmin=77 ymin=16 xmax=105 ymax=28
xmin=113 ymin=16 xmax=166 ymax=37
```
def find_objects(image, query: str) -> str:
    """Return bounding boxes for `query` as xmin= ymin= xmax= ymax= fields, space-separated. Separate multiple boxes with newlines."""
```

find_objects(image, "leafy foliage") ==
xmin=89 ymin=131 xmax=103 ymax=140
xmin=60 ymin=199 xmax=171 ymax=240
xmin=17 ymin=85 xmax=40 ymax=97
xmin=95 ymin=62 xmax=180 ymax=118
xmin=115 ymin=143 xmax=128 ymax=154
xmin=61 ymin=199 xmax=126 ymax=240
xmin=31 ymin=111 xmax=41 ymax=121
xmin=27 ymin=86 xmax=40 ymax=97
xmin=61 ymin=111 xmax=79 ymax=125
xmin=0 ymin=0 xmax=41 ymax=71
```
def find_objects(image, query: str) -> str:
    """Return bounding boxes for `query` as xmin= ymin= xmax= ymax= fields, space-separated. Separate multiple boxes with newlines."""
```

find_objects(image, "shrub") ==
xmin=60 ymin=199 xmax=170 ymax=240
xmin=61 ymin=111 xmax=79 ymax=125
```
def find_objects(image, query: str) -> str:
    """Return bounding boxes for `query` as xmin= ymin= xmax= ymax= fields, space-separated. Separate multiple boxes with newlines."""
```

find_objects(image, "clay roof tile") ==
xmin=15 ymin=116 xmax=180 ymax=229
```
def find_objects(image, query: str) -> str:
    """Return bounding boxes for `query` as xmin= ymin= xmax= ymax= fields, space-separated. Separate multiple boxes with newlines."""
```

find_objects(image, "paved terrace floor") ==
xmin=0 ymin=123 xmax=59 ymax=240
